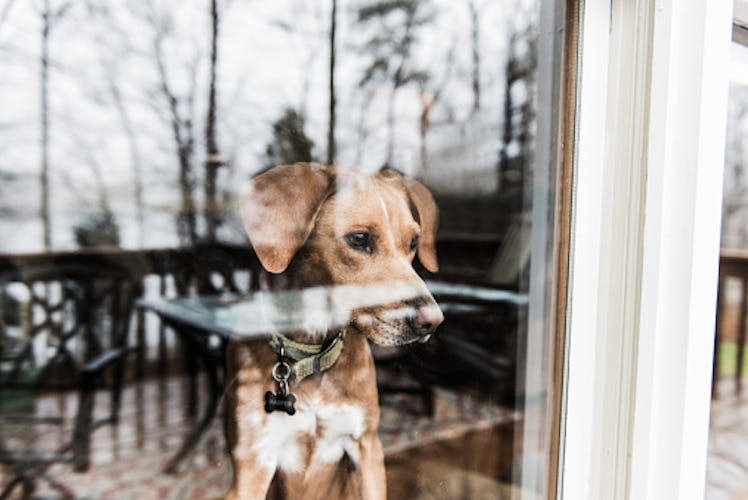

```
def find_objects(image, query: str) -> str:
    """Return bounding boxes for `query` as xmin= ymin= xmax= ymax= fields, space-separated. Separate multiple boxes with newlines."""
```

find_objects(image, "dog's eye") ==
xmin=345 ymin=232 xmax=373 ymax=253
xmin=409 ymin=235 xmax=419 ymax=252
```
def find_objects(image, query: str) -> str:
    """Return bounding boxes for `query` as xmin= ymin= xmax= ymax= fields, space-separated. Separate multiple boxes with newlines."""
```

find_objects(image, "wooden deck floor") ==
xmin=5 ymin=374 xmax=745 ymax=498
xmin=0 ymin=375 xmax=520 ymax=499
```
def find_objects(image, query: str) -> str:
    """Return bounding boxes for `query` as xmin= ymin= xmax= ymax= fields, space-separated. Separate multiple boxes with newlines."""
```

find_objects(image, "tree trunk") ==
xmin=0 ymin=0 xmax=17 ymax=34
xmin=154 ymin=33 xmax=197 ymax=245
xmin=419 ymin=109 xmax=427 ymax=174
xmin=355 ymin=89 xmax=375 ymax=166
xmin=326 ymin=0 xmax=337 ymax=166
xmin=498 ymin=57 xmax=515 ymax=193
xmin=178 ymin=141 xmax=197 ymax=245
xmin=418 ymin=91 xmax=435 ymax=176
xmin=470 ymin=1 xmax=481 ymax=113
xmin=204 ymin=0 xmax=222 ymax=243
xmin=385 ymin=86 xmax=397 ymax=167
xmin=108 ymin=78 xmax=145 ymax=246
xmin=40 ymin=0 xmax=51 ymax=250
xmin=152 ymin=22 xmax=198 ymax=246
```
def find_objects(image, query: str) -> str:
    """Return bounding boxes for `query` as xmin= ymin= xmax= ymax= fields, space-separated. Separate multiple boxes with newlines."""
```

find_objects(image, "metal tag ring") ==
xmin=272 ymin=361 xmax=292 ymax=382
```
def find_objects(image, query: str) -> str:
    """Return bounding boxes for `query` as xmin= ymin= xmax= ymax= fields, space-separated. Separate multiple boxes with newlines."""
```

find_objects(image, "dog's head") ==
xmin=240 ymin=163 xmax=443 ymax=346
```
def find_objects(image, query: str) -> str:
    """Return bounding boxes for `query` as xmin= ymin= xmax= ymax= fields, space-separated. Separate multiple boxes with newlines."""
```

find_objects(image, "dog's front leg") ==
xmin=225 ymin=460 xmax=275 ymax=500
xmin=225 ymin=404 xmax=277 ymax=500
xmin=359 ymin=432 xmax=386 ymax=500
xmin=225 ymin=345 xmax=276 ymax=500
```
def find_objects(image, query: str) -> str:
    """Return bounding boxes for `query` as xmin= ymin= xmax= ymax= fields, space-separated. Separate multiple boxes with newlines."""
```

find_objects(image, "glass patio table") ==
xmin=136 ymin=281 xmax=527 ymax=473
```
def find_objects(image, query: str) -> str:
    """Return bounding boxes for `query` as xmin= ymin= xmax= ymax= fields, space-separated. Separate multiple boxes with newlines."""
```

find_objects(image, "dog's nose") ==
xmin=409 ymin=303 xmax=444 ymax=336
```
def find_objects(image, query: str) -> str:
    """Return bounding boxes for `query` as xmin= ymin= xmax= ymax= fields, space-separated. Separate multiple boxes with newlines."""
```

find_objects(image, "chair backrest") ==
xmin=187 ymin=243 xmax=256 ymax=295
xmin=0 ymin=264 xmax=138 ymax=391
xmin=486 ymin=216 xmax=531 ymax=288
xmin=145 ymin=243 xmax=260 ymax=298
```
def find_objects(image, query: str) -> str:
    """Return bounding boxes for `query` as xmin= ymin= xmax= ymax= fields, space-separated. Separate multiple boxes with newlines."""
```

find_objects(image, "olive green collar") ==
xmin=268 ymin=329 xmax=346 ymax=383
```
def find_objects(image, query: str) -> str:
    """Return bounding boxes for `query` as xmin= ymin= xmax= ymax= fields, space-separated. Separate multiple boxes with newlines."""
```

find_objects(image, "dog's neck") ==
xmin=259 ymin=255 xmax=351 ymax=346
xmin=277 ymin=326 xmax=344 ymax=346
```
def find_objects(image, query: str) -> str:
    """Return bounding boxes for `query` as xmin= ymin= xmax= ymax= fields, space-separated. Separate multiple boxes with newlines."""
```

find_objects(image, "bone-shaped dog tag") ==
xmin=264 ymin=390 xmax=296 ymax=415
xmin=265 ymin=356 xmax=296 ymax=415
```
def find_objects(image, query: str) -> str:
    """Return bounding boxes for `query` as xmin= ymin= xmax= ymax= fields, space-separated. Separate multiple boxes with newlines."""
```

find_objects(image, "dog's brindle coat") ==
xmin=226 ymin=164 xmax=444 ymax=500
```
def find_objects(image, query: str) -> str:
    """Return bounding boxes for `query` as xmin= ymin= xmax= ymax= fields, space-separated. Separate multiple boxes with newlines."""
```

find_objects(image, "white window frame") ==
xmin=559 ymin=0 xmax=732 ymax=499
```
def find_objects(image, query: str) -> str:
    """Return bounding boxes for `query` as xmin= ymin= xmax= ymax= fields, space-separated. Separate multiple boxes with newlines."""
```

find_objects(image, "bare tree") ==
xmin=85 ymin=2 xmax=146 ymax=246
xmin=204 ymin=0 xmax=224 ymax=243
xmin=357 ymin=0 xmax=433 ymax=167
xmin=498 ymin=22 xmax=537 ymax=200
xmin=63 ymin=122 xmax=113 ymax=215
xmin=38 ymin=0 xmax=70 ymax=250
xmin=468 ymin=0 xmax=484 ymax=113
xmin=40 ymin=0 xmax=51 ymax=249
xmin=0 ymin=0 xmax=16 ymax=34
xmin=354 ymin=87 xmax=376 ymax=166
xmin=269 ymin=6 xmax=326 ymax=123
xmin=722 ymin=90 xmax=748 ymax=247
xmin=58 ymin=116 xmax=121 ymax=248
xmin=108 ymin=74 xmax=146 ymax=245
xmin=146 ymin=6 xmax=199 ymax=245
xmin=326 ymin=0 xmax=337 ymax=165
xmin=416 ymin=44 xmax=454 ymax=174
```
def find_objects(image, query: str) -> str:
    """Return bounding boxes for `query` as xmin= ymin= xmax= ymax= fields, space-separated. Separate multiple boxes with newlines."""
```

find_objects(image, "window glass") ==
xmin=708 ymin=38 xmax=748 ymax=499
xmin=0 ymin=0 xmax=567 ymax=498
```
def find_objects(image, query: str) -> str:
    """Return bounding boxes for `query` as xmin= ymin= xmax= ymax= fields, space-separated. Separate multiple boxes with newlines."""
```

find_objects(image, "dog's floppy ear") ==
xmin=379 ymin=167 xmax=439 ymax=272
xmin=240 ymin=163 xmax=335 ymax=274
xmin=404 ymin=177 xmax=440 ymax=273
xmin=403 ymin=177 xmax=439 ymax=273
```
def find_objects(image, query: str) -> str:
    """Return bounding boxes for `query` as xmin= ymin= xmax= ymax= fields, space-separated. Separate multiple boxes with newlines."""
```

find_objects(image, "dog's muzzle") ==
xmin=406 ymin=299 xmax=444 ymax=340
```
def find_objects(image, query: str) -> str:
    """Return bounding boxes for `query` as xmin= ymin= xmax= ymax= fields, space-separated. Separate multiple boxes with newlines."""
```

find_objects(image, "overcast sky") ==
xmin=0 ymin=0 xmax=536 ymax=252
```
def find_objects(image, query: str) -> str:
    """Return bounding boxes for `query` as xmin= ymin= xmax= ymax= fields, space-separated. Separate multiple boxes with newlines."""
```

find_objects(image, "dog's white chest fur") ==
xmin=246 ymin=400 xmax=366 ymax=473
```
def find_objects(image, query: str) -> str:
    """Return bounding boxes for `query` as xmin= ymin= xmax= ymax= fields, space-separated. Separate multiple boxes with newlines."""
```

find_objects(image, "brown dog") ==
xmin=225 ymin=163 xmax=444 ymax=500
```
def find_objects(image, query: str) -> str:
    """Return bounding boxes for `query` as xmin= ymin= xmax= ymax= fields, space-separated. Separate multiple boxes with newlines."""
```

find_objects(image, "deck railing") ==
xmin=0 ymin=244 xmax=262 ymax=382
xmin=715 ymin=250 xmax=748 ymax=396
xmin=0 ymin=242 xmax=725 ymax=396
xmin=0 ymin=236 xmax=508 ymax=383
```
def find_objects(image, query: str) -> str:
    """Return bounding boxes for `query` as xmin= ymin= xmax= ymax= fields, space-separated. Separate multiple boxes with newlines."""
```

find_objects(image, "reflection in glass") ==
xmin=0 ymin=0 xmax=564 ymax=497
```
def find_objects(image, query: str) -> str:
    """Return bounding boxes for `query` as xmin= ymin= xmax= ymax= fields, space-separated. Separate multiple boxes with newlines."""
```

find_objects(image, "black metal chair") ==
xmin=133 ymin=244 xmax=259 ymax=472
xmin=0 ymin=264 xmax=139 ymax=498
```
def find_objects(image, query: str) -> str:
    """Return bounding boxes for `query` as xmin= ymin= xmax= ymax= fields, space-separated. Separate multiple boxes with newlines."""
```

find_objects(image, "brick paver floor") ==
xmin=5 ymin=373 xmax=748 ymax=499
xmin=0 ymin=374 xmax=517 ymax=499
